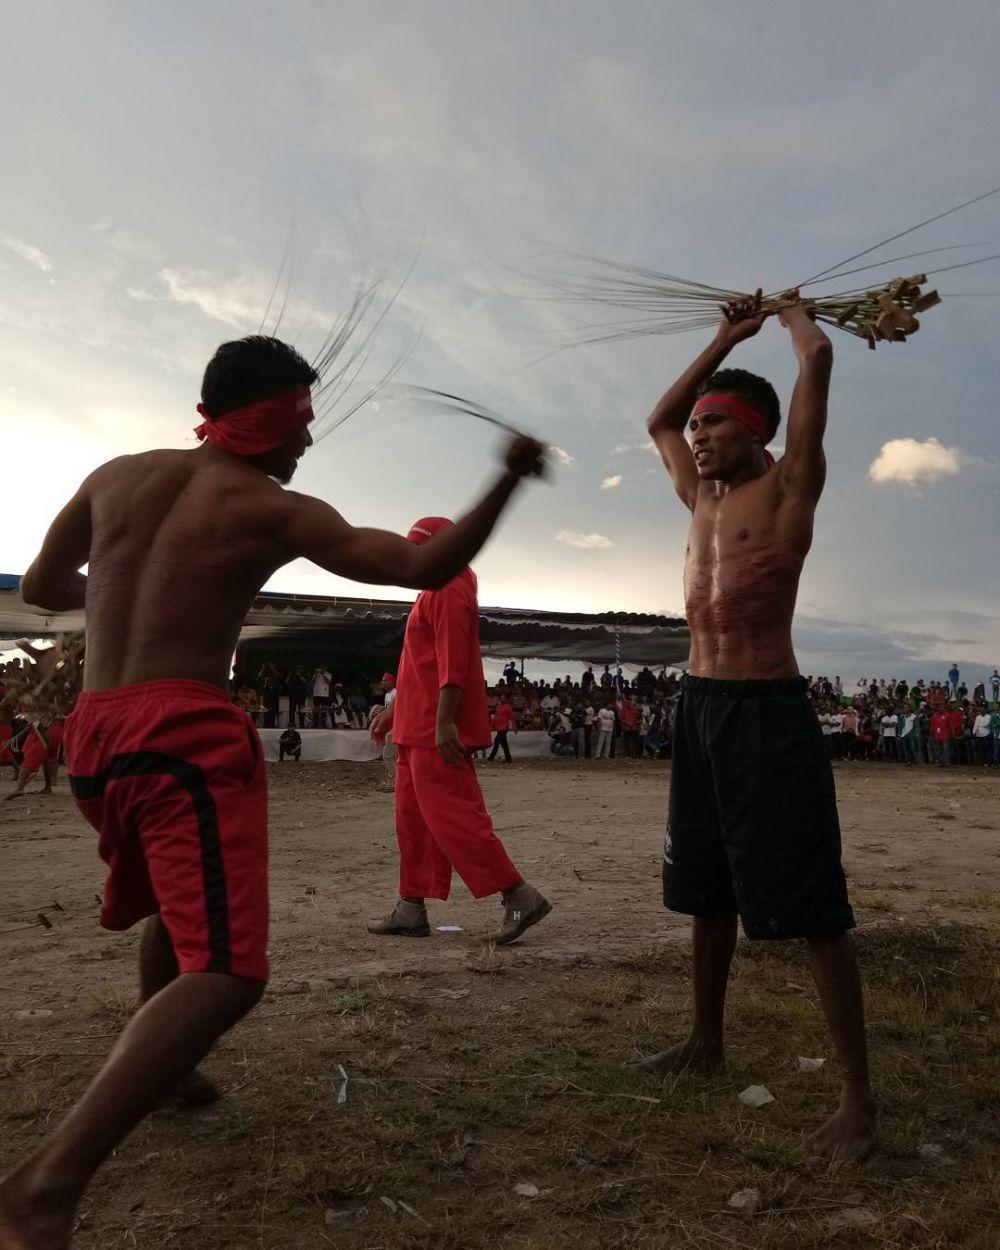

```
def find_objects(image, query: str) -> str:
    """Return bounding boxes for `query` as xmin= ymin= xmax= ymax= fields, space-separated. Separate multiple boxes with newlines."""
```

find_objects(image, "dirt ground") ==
xmin=2 ymin=758 xmax=999 ymax=1248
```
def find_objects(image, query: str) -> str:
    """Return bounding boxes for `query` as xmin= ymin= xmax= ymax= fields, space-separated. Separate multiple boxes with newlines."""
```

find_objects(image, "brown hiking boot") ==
xmin=491 ymin=883 xmax=552 ymax=945
xmin=367 ymin=899 xmax=431 ymax=937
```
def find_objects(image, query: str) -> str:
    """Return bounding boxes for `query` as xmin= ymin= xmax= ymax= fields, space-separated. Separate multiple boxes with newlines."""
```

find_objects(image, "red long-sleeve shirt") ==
xmin=392 ymin=569 xmax=492 ymax=750
xmin=930 ymin=711 xmax=952 ymax=742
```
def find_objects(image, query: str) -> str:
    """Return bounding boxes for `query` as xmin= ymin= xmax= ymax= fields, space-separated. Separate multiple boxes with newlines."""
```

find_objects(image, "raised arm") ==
xmin=647 ymin=293 xmax=768 ymax=510
xmin=776 ymin=300 xmax=833 ymax=502
xmin=283 ymin=433 xmax=546 ymax=590
xmin=20 ymin=480 xmax=93 ymax=611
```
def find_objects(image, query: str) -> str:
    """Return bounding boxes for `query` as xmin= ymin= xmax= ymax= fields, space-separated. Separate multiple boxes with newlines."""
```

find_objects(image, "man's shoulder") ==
xmin=88 ymin=448 xmax=188 ymax=489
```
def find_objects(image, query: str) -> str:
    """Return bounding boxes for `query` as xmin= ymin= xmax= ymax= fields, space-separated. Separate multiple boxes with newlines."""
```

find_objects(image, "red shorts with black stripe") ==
xmin=64 ymin=680 xmax=269 ymax=982
xmin=22 ymin=720 xmax=65 ymax=773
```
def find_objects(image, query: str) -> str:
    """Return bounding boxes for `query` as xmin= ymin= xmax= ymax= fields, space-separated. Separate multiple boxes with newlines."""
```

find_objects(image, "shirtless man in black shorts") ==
xmin=637 ymin=295 xmax=876 ymax=1162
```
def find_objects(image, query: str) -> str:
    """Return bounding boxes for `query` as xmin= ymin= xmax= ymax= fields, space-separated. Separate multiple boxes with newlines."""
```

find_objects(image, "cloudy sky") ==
xmin=1 ymin=1 xmax=998 ymax=684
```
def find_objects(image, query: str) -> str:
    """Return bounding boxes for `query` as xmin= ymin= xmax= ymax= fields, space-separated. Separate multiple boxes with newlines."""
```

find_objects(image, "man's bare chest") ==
xmin=686 ymin=494 xmax=772 ymax=567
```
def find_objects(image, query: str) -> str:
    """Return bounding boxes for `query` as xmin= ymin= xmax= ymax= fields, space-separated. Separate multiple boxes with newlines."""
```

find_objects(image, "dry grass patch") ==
xmin=1 ymin=923 xmax=997 ymax=1248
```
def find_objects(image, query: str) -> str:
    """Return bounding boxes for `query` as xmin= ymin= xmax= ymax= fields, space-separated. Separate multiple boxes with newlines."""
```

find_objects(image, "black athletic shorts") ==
xmin=663 ymin=676 xmax=855 ymax=940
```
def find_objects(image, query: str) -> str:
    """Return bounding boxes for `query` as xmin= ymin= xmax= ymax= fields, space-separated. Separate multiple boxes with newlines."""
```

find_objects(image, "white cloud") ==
xmin=611 ymin=441 xmax=658 ymax=456
xmin=1 ymin=235 xmax=53 ymax=273
xmin=156 ymin=267 xmax=334 ymax=335
xmin=549 ymin=445 xmax=576 ymax=466
xmin=555 ymin=529 xmax=615 ymax=550
xmin=601 ymin=474 xmax=622 ymax=489
xmin=157 ymin=268 xmax=263 ymax=329
xmin=867 ymin=437 xmax=971 ymax=487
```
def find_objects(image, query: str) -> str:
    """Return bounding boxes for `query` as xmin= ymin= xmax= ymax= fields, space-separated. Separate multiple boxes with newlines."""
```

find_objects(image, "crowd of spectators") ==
xmin=484 ymin=663 xmax=682 ymax=760
xmin=806 ymin=668 xmax=1000 ymax=767
xmin=229 ymin=662 xmax=387 ymax=730
xmin=225 ymin=657 xmax=1000 ymax=768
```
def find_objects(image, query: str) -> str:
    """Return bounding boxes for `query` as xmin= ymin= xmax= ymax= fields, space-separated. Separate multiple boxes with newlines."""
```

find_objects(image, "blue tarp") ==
xmin=0 ymin=574 xmax=21 ymax=590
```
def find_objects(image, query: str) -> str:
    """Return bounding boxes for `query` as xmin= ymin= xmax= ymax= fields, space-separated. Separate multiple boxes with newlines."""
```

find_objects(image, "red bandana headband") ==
xmin=692 ymin=392 xmax=775 ymax=468
xmin=194 ymin=386 xmax=314 ymax=456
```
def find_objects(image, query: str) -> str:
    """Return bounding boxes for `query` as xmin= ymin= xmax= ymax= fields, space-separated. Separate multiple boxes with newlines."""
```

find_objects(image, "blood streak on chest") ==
xmin=686 ymin=514 xmax=801 ymax=634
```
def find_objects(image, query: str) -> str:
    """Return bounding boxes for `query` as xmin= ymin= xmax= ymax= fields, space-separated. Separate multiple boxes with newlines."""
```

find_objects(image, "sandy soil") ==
xmin=2 ymin=757 xmax=997 ymax=998
xmin=1 ymin=757 xmax=998 ymax=1247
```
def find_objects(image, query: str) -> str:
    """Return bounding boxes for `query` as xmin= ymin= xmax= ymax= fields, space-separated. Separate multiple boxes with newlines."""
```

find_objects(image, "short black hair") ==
xmin=696 ymin=368 xmax=781 ymax=441
xmin=200 ymin=336 xmax=319 ymax=417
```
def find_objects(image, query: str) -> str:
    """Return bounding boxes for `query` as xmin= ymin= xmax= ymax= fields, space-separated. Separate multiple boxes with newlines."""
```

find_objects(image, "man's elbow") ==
xmin=20 ymin=566 xmax=79 ymax=612
xmin=18 ymin=568 xmax=49 ymax=609
xmin=801 ymin=340 xmax=833 ymax=366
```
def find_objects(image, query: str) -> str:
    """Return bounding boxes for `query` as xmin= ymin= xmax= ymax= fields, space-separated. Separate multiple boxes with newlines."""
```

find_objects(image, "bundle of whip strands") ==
xmin=530 ymin=184 xmax=1000 ymax=353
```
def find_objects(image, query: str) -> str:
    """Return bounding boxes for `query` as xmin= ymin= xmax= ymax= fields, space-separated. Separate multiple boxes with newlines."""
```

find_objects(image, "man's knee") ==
xmin=191 ymin=970 xmax=267 ymax=1017
xmin=142 ymin=912 xmax=176 ymax=954
xmin=238 ymin=976 xmax=267 ymax=1010
xmin=805 ymin=928 xmax=854 ymax=955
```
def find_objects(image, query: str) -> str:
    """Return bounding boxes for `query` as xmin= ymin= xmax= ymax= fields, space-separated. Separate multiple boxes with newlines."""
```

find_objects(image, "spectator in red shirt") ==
xmin=369 ymin=518 xmax=551 ymax=945
xmin=620 ymin=697 xmax=641 ymax=758
xmin=489 ymin=694 xmax=517 ymax=763
xmin=929 ymin=709 xmax=952 ymax=767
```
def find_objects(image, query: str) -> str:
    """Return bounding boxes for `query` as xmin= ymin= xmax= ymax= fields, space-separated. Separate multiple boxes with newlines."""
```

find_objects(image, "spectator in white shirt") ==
xmin=312 ymin=665 xmax=332 ymax=728
xmin=879 ymin=711 xmax=898 ymax=762
xmin=549 ymin=708 xmax=573 ymax=756
xmin=828 ymin=709 xmax=844 ymax=759
xmin=973 ymin=709 xmax=993 ymax=766
xmin=594 ymin=704 xmax=616 ymax=759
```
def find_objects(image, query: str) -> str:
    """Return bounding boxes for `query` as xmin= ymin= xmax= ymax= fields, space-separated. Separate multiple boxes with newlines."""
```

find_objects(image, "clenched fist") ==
xmin=504 ymin=434 xmax=548 ymax=480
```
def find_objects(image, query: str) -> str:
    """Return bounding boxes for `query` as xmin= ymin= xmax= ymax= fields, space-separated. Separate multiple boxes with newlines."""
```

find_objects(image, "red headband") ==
xmin=692 ymin=392 xmax=775 ymax=468
xmin=195 ymin=386 xmax=314 ymax=456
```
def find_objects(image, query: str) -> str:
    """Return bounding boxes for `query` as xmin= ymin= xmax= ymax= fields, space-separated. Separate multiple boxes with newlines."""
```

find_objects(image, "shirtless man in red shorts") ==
xmin=635 ymin=296 xmax=876 ymax=1163
xmin=0 ymin=334 xmax=545 ymax=1249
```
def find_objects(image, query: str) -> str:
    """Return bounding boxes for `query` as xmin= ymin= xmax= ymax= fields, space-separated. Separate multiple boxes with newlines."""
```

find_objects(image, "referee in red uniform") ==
xmin=370 ymin=517 xmax=552 ymax=943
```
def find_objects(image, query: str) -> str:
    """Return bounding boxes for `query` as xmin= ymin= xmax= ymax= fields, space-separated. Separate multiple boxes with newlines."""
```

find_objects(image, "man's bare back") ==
xmin=22 ymin=438 xmax=545 ymax=694
xmin=70 ymin=450 xmax=296 ymax=690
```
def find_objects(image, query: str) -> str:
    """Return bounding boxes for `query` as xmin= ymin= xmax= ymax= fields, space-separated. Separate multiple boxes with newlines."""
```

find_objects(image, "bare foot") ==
xmin=807 ymin=1096 xmax=878 ymax=1163
xmin=629 ymin=1037 xmax=725 ymax=1075
xmin=0 ymin=1177 xmax=77 ymax=1250
xmin=4 ymin=792 xmax=26 ymax=802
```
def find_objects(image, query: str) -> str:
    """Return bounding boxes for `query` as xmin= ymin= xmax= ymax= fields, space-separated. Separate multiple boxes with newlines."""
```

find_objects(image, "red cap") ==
xmin=406 ymin=516 xmax=453 ymax=545
xmin=381 ymin=672 xmax=395 ymax=684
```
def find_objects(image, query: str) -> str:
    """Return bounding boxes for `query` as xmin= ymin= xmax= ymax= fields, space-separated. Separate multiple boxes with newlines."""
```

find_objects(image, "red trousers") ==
xmin=23 ymin=721 xmax=64 ymax=773
xmin=394 ymin=745 xmax=520 ymax=900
